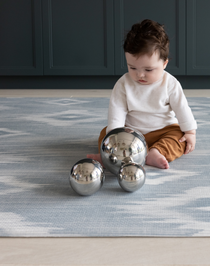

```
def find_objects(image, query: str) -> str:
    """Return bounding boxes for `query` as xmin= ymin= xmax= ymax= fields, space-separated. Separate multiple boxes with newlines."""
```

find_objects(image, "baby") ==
xmin=87 ymin=19 xmax=197 ymax=169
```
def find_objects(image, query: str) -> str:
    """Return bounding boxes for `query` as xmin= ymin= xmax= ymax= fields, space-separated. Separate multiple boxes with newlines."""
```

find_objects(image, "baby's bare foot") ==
xmin=146 ymin=148 xmax=169 ymax=169
xmin=87 ymin=153 xmax=104 ymax=168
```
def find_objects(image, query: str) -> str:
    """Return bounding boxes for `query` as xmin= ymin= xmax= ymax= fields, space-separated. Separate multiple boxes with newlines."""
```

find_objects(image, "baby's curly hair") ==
xmin=123 ymin=19 xmax=169 ymax=61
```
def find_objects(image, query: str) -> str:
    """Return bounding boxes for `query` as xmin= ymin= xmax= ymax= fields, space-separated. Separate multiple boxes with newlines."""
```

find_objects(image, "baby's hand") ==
xmin=179 ymin=130 xmax=196 ymax=154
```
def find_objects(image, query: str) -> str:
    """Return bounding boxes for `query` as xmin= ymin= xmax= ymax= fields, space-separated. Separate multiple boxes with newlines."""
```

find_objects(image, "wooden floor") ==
xmin=0 ymin=89 xmax=210 ymax=266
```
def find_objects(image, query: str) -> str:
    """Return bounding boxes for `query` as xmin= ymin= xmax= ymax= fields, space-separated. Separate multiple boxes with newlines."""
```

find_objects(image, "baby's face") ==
xmin=125 ymin=52 xmax=168 ymax=85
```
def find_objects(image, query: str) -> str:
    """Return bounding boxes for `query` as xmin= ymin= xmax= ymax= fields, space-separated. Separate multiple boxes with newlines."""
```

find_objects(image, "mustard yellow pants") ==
xmin=98 ymin=124 xmax=186 ymax=162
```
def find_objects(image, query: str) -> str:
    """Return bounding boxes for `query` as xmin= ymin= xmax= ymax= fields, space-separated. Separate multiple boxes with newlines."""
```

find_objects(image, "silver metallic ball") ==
xmin=118 ymin=163 xmax=146 ymax=192
xmin=69 ymin=158 xmax=105 ymax=196
xmin=100 ymin=127 xmax=148 ymax=176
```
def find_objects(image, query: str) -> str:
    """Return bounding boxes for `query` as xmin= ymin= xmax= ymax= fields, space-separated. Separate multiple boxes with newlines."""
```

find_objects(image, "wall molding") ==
xmin=43 ymin=0 xmax=114 ymax=75
xmin=0 ymin=0 xmax=43 ymax=75
xmin=187 ymin=0 xmax=210 ymax=75
xmin=114 ymin=0 xmax=186 ymax=75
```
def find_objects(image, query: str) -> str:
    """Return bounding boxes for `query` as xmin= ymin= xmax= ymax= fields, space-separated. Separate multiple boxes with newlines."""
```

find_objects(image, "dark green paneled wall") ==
xmin=0 ymin=0 xmax=43 ymax=75
xmin=114 ymin=0 xmax=185 ymax=75
xmin=0 ymin=0 xmax=210 ymax=88
xmin=42 ymin=0 xmax=114 ymax=75
xmin=187 ymin=0 xmax=210 ymax=74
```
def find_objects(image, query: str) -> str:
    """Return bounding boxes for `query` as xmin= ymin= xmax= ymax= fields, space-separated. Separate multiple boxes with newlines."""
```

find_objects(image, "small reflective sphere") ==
xmin=69 ymin=158 xmax=105 ymax=196
xmin=100 ymin=127 xmax=148 ymax=176
xmin=118 ymin=163 xmax=146 ymax=192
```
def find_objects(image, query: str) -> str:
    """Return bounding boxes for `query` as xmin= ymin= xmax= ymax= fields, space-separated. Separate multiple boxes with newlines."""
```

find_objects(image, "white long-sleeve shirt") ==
xmin=107 ymin=71 xmax=197 ymax=135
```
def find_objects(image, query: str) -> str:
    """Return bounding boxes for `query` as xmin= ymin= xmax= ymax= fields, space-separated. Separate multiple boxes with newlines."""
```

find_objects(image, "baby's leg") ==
xmin=86 ymin=126 xmax=107 ymax=167
xmin=146 ymin=148 xmax=169 ymax=169
xmin=144 ymin=124 xmax=186 ymax=169
xmin=86 ymin=153 xmax=104 ymax=167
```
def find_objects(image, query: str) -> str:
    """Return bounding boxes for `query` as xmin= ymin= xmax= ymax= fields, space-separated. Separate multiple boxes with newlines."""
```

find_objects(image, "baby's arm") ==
xmin=179 ymin=129 xmax=196 ymax=154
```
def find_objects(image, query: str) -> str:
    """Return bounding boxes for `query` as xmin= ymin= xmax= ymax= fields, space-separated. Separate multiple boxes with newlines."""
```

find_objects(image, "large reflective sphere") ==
xmin=100 ymin=127 xmax=148 ymax=176
xmin=118 ymin=163 xmax=146 ymax=192
xmin=69 ymin=158 xmax=105 ymax=196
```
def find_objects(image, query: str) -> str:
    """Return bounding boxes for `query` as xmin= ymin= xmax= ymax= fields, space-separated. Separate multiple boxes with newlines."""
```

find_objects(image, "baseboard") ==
xmin=0 ymin=76 xmax=210 ymax=89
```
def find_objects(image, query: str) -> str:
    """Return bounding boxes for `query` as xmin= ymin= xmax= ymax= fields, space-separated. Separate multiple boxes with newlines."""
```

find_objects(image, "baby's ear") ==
xmin=163 ymin=59 xmax=169 ymax=69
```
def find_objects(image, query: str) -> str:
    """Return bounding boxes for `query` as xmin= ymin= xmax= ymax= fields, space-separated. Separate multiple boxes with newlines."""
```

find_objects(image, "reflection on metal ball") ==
xmin=69 ymin=158 xmax=105 ymax=196
xmin=118 ymin=163 xmax=146 ymax=192
xmin=100 ymin=127 xmax=148 ymax=176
